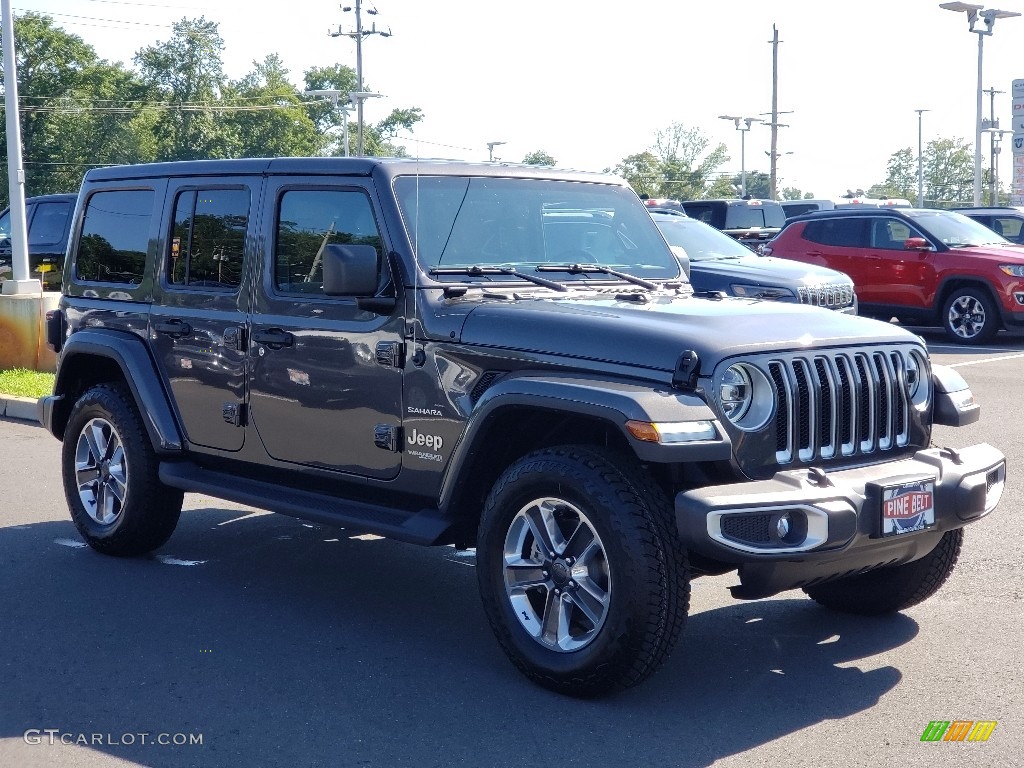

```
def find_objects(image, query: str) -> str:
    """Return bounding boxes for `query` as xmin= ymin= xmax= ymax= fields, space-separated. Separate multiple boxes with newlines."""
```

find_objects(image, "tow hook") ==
xmin=807 ymin=466 xmax=833 ymax=487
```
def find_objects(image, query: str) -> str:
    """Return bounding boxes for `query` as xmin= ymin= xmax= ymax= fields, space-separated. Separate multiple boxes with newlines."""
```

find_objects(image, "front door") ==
xmin=247 ymin=180 xmax=404 ymax=480
xmin=149 ymin=180 xmax=255 ymax=452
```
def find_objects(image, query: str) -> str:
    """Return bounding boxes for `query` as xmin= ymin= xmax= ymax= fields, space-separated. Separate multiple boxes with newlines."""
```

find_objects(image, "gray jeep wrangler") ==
xmin=41 ymin=158 xmax=1006 ymax=696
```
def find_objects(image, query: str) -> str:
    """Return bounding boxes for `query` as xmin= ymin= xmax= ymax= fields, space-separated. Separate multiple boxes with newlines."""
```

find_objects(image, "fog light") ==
xmin=776 ymin=514 xmax=791 ymax=539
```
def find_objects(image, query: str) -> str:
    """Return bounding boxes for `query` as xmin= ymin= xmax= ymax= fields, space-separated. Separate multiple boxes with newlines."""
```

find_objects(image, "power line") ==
xmin=13 ymin=8 xmax=172 ymax=28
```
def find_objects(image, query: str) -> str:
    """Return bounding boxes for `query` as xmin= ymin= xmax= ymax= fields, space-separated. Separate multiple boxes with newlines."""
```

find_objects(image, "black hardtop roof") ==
xmin=82 ymin=156 xmax=623 ymax=185
xmin=0 ymin=192 xmax=77 ymax=214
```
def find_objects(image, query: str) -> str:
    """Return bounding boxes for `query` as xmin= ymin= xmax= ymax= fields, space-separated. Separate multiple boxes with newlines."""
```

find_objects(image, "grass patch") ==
xmin=0 ymin=368 xmax=55 ymax=399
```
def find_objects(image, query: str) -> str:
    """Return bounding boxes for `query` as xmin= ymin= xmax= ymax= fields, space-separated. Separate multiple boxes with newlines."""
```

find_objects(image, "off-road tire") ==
xmin=62 ymin=383 xmax=183 ymax=556
xmin=803 ymin=529 xmax=964 ymax=615
xmin=476 ymin=445 xmax=690 ymax=697
xmin=942 ymin=287 xmax=999 ymax=344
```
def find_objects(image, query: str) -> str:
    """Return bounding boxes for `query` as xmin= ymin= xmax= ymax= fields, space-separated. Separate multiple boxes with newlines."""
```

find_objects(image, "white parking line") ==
xmin=946 ymin=352 xmax=1024 ymax=368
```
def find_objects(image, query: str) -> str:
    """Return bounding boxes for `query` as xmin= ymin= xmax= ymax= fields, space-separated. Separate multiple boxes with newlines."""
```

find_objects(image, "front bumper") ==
xmin=676 ymin=443 xmax=1005 ymax=599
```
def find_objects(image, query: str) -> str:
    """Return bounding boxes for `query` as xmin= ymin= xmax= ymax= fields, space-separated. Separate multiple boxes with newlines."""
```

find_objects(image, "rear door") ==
xmin=149 ymin=180 xmax=256 ymax=453
xmin=247 ymin=179 xmax=404 ymax=480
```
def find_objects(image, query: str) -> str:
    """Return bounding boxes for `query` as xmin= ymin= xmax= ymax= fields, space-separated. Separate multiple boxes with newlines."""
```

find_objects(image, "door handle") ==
xmin=252 ymin=328 xmax=294 ymax=347
xmin=153 ymin=319 xmax=192 ymax=337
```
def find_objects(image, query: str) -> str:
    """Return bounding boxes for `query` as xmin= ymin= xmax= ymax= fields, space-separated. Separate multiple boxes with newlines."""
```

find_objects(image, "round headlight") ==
xmin=718 ymin=363 xmax=774 ymax=430
xmin=905 ymin=351 xmax=930 ymax=409
xmin=720 ymin=365 xmax=752 ymax=421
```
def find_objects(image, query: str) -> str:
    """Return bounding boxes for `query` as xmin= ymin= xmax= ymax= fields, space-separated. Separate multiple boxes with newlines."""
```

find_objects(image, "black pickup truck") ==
xmin=40 ymin=158 xmax=1005 ymax=696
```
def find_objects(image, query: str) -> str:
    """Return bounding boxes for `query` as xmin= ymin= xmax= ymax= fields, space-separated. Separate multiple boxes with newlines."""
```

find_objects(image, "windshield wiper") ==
xmin=429 ymin=265 xmax=571 ymax=292
xmin=536 ymin=263 xmax=659 ymax=290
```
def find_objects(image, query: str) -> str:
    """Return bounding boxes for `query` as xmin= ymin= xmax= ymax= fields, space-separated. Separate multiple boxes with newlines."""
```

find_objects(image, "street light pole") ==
xmin=915 ymin=108 xmax=930 ymax=207
xmin=939 ymin=3 xmax=1020 ymax=206
xmin=718 ymin=116 xmax=761 ymax=197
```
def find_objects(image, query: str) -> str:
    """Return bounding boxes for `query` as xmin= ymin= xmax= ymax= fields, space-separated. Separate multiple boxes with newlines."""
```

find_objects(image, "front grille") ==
xmin=796 ymin=283 xmax=855 ymax=309
xmin=767 ymin=349 xmax=914 ymax=465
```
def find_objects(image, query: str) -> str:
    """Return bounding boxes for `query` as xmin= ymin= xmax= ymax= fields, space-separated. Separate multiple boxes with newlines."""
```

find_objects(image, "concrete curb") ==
xmin=0 ymin=395 xmax=42 ymax=424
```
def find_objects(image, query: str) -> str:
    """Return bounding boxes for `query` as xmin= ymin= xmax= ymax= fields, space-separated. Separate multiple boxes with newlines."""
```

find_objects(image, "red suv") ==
xmin=763 ymin=208 xmax=1024 ymax=343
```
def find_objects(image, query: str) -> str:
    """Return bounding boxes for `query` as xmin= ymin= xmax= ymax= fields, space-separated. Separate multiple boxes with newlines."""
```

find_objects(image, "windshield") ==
xmin=393 ymin=176 xmax=681 ymax=281
xmin=653 ymin=217 xmax=756 ymax=261
xmin=906 ymin=209 xmax=1009 ymax=247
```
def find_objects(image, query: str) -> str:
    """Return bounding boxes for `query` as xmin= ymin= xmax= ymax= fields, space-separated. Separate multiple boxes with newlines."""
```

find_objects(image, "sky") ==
xmin=13 ymin=0 xmax=1024 ymax=199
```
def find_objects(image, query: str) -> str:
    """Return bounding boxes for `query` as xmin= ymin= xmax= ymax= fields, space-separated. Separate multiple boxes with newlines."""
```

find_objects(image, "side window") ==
xmin=994 ymin=217 xmax=1023 ymax=242
xmin=169 ymin=188 xmax=249 ymax=289
xmin=802 ymin=218 xmax=868 ymax=248
xmin=275 ymin=189 xmax=383 ymax=295
xmin=75 ymin=190 xmax=154 ymax=284
xmin=28 ymin=201 xmax=73 ymax=247
xmin=871 ymin=218 xmax=914 ymax=249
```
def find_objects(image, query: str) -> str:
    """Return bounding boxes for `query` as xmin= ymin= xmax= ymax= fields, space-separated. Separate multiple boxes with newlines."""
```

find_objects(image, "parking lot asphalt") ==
xmin=0 ymin=329 xmax=1022 ymax=768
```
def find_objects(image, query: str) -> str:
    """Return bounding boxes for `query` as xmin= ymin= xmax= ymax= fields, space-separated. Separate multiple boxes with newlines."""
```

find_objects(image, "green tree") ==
xmin=523 ymin=150 xmax=555 ymax=165
xmin=925 ymin=137 xmax=973 ymax=206
xmin=224 ymin=55 xmax=321 ymax=157
xmin=611 ymin=123 xmax=728 ymax=200
xmin=651 ymin=122 xmax=728 ymax=200
xmin=780 ymin=186 xmax=809 ymax=200
xmin=877 ymin=137 xmax=974 ymax=207
xmin=134 ymin=17 xmax=230 ymax=161
xmin=1 ymin=13 xmax=148 ymax=204
xmin=876 ymin=147 xmax=916 ymax=201
xmin=610 ymin=151 xmax=662 ymax=198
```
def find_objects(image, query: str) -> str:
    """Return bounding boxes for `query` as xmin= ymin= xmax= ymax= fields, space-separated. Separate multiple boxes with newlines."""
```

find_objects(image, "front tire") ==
xmin=803 ymin=529 xmax=963 ymax=615
xmin=943 ymin=287 xmax=999 ymax=344
xmin=476 ymin=446 xmax=689 ymax=696
xmin=62 ymin=383 xmax=184 ymax=556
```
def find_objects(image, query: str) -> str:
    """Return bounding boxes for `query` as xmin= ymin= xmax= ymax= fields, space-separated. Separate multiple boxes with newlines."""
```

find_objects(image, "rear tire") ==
xmin=476 ymin=446 xmax=689 ymax=697
xmin=62 ymin=383 xmax=183 ymax=556
xmin=803 ymin=529 xmax=963 ymax=615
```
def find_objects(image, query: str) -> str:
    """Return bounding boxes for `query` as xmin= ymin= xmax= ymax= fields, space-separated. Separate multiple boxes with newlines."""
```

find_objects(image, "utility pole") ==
xmin=767 ymin=24 xmax=781 ymax=200
xmin=915 ymin=108 xmax=931 ymax=207
xmin=983 ymin=86 xmax=1004 ymax=205
xmin=330 ymin=1 xmax=391 ymax=156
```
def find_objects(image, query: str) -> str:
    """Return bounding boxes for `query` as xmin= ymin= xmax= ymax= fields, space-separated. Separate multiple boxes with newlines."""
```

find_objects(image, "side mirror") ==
xmin=323 ymin=244 xmax=380 ymax=296
xmin=322 ymin=243 xmax=396 ymax=313
xmin=904 ymin=237 xmax=932 ymax=251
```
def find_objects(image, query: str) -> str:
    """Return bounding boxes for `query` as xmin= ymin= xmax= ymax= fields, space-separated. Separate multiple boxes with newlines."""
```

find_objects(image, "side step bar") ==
xmin=159 ymin=461 xmax=452 ymax=546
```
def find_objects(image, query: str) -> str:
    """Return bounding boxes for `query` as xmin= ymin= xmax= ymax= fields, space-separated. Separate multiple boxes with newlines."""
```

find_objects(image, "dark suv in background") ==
xmin=0 ymin=193 xmax=76 ymax=290
xmin=951 ymin=206 xmax=1024 ymax=245
xmin=764 ymin=207 xmax=1024 ymax=343
xmin=679 ymin=198 xmax=787 ymax=249
xmin=650 ymin=210 xmax=857 ymax=312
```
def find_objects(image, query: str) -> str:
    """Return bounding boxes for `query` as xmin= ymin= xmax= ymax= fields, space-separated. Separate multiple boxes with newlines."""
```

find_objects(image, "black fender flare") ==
xmin=437 ymin=372 xmax=729 ymax=510
xmin=46 ymin=328 xmax=183 ymax=452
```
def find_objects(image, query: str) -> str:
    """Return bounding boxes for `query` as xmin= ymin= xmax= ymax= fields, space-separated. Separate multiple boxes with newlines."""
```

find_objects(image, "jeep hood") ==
xmin=459 ymin=294 xmax=917 ymax=374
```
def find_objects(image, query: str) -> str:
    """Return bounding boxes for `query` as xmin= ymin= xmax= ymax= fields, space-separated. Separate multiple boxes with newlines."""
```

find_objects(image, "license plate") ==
xmin=881 ymin=479 xmax=936 ymax=536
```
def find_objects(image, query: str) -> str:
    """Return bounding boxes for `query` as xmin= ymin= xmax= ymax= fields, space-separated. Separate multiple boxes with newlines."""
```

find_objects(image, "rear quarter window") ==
xmin=75 ymin=189 xmax=155 ymax=286
xmin=801 ymin=218 xmax=869 ymax=247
